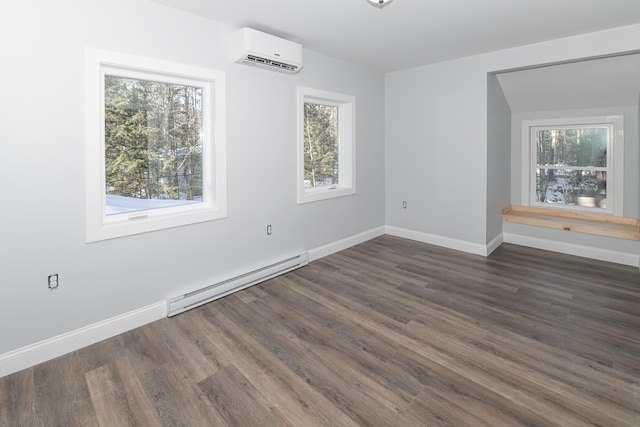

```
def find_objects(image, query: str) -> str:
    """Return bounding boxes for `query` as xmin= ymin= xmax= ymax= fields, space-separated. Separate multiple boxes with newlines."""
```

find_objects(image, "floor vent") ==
xmin=167 ymin=252 xmax=309 ymax=317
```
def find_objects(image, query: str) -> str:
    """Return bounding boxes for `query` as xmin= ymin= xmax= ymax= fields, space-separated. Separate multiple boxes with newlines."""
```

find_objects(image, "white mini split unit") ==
xmin=232 ymin=27 xmax=303 ymax=74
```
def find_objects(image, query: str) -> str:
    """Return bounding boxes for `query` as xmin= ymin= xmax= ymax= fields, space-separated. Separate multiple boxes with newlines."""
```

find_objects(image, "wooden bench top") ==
xmin=502 ymin=205 xmax=640 ymax=241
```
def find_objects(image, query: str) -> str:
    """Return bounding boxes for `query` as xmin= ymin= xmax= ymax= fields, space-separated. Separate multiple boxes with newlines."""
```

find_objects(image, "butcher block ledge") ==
xmin=502 ymin=205 xmax=640 ymax=241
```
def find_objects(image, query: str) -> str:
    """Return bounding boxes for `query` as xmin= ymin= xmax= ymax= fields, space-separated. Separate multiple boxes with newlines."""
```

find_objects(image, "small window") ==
xmin=522 ymin=116 xmax=623 ymax=215
xmin=85 ymin=49 xmax=227 ymax=241
xmin=297 ymin=87 xmax=355 ymax=204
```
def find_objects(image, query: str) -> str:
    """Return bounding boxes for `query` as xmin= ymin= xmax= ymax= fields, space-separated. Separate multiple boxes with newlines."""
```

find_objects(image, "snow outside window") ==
xmin=297 ymin=86 xmax=356 ymax=204
xmin=521 ymin=116 xmax=623 ymax=216
xmin=85 ymin=48 xmax=227 ymax=242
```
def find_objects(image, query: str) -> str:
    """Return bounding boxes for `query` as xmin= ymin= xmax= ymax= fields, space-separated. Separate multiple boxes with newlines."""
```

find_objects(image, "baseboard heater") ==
xmin=167 ymin=252 xmax=309 ymax=317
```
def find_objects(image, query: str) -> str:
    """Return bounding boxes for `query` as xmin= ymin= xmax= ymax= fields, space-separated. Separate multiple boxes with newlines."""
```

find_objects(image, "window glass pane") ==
xmin=536 ymin=168 xmax=607 ymax=209
xmin=104 ymin=76 xmax=203 ymax=215
xmin=303 ymin=102 xmax=339 ymax=189
xmin=535 ymin=128 xmax=607 ymax=167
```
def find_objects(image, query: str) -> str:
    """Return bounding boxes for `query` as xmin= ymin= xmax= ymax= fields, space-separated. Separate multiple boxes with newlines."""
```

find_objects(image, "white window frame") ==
xmin=297 ymin=86 xmax=356 ymax=204
xmin=521 ymin=116 xmax=624 ymax=216
xmin=85 ymin=48 xmax=227 ymax=242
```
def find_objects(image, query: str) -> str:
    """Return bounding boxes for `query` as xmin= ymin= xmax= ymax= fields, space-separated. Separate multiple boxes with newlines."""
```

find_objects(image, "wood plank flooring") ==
xmin=1 ymin=235 xmax=639 ymax=426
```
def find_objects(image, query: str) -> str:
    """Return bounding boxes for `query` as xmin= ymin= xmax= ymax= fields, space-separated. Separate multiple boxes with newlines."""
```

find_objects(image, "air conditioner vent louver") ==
xmin=246 ymin=55 xmax=299 ymax=72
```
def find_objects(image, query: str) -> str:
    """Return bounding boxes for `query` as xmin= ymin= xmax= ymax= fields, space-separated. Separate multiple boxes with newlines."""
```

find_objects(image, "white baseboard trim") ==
xmin=308 ymin=226 xmax=386 ymax=261
xmin=503 ymin=232 xmax=640 ymax=267
xmin=7 ymin=225 xmax=633 ymax=379
xmin=385 ymin=226 xmax=493 ymax=256
xmin=0 ymin=228 xmax=388 ymax=379
xmin=0 ymin=301 xmax=166 ymax=379
xmin=486 ymin=233 xmax=504 ymax=256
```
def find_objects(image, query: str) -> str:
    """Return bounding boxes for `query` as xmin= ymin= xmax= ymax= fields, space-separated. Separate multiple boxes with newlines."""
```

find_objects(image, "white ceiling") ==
xmin=149 ymin=0 xmax=640 ymax=72
xmin=497 ymin=53 xmax=640 ymax=112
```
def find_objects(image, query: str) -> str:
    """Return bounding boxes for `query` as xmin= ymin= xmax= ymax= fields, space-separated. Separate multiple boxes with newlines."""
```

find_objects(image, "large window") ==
xmin=522 ymin=116 xmax=623 ymax=215
xmin=297 ymin=87 xmax=355 ymax=204
xmin=85 ymin=49 xmax=227 ymax=241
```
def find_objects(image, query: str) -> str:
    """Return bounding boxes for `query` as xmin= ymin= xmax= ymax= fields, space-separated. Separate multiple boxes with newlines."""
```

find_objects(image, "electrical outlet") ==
xmin=402 ymin=201 xmax=407 ymax=209
xmin=267 ymin=224 xmax=272 ymax=235
xmin=48 ymin=273 xmax=59 ymax=290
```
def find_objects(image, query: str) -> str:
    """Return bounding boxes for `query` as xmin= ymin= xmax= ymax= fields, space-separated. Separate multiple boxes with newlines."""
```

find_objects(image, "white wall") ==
xmin=0 ymin=0 xmax=385 ymax=359
xmin=385 ymin=23 xmax=640 ymax=255
xmin=486 ymin=74 xmax=511 ymax=245
xmin=385 ymin=57 xmax=489 ymax=248
xmin=3 ymin=0 xmax=639 ymax=374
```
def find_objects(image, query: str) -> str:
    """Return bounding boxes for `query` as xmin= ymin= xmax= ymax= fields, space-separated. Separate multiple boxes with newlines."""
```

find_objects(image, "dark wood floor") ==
xmin=2 ymin=235 xmax=640 ymax=426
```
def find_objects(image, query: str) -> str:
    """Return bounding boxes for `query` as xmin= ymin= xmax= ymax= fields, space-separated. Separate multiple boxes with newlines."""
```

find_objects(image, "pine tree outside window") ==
xmin=104 ymin=76 xmax=204 ymax=215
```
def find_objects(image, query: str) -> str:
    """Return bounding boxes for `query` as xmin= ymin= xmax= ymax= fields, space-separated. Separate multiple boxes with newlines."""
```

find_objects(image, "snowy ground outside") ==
xmin=106 ymin=194 xmax=200 ymax=215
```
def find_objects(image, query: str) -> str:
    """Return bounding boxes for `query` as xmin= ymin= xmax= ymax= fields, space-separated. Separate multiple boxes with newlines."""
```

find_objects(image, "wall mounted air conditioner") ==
xmin=232 ymin=27 xmax=303 ymax=74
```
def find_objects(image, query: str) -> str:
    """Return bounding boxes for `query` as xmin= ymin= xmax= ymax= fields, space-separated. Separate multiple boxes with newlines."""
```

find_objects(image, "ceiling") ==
xmin=149 ymin=0 xmax=640 ymax=72
xmin=497 ymin=53 xmax=640 ymax=112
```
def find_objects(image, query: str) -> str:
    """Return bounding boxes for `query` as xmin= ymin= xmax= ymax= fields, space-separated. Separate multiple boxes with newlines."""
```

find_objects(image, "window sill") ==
xmin=502 ymin=205 xmax=640 ymax=241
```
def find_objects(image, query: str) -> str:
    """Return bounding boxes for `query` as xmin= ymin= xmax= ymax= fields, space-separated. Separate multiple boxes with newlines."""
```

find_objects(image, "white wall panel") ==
xmin=0 ymin=0 xmax=385 ymax=357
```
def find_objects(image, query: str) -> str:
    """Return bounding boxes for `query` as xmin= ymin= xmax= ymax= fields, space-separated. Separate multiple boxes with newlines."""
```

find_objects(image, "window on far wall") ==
xmin=85 ymin=48 xmax=227 ymax=242
xmin=521 ymin=116 xmax=624 ymax=216
xmin=297 ymin=86 xmax=356 ymax=204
